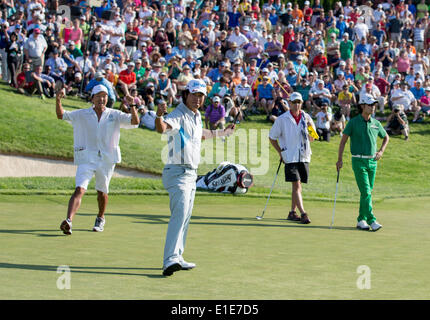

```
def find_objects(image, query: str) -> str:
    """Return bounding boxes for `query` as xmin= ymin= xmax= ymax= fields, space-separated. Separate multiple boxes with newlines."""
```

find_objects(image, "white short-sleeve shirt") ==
xmin=63 ymin=107 xmax=137 ymax=165
xmin=269 ymin=110 xmax=315 ymax=164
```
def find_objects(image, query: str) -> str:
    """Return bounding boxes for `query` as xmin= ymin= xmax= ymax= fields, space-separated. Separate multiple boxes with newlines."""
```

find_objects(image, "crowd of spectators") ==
xmin=1 ymin=0 xmax=430 ymax=138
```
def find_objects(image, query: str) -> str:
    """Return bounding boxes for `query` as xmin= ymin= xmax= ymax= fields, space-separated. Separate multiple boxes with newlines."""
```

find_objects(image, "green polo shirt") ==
xmin=343 ymin=114 xmax=387 ymax=156
xmin=340 ymin=40 xmax=354 ymax=61
xmin=134 ymin=67 xmax=145 ymax=81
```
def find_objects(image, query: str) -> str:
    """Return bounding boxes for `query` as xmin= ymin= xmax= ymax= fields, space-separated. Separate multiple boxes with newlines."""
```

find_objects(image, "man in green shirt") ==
xmin=336 ymin=96 xmax=389 ymax=231
xmin=417 ymin=0 xmax=429 ymax=19
xmin=339 ymin=33 xmax=354 ymax=61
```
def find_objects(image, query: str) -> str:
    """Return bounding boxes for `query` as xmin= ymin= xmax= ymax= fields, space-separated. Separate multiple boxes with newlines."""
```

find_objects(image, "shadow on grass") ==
xmin=0 ymin=262 xmax=164 ymax=278
xmin=0 ymin=228 xmax=98 ymax=237
xmin=77 ymin=212 xmax=357 ymax=231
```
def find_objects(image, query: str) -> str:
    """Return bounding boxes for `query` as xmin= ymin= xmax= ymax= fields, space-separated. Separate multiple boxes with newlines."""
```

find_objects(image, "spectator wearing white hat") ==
xmin=353 ymin=17 xmax=369 ymax=44
xmin=117 ymin=61 xmax=137 ymax=97
xmin=264 ymin=33 xmax=283 ymax=63
xmin=57 ymin=84 xmax=139 ymax=236
xmin=391 ymin=81 xmax=420 ymax=122
xmin=205 ymin=96 xmax=226 ymax=130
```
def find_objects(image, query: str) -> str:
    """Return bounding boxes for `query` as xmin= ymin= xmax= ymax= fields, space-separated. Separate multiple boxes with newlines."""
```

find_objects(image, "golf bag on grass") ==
xmin=196 ymin=162 xmax=254 ymax=194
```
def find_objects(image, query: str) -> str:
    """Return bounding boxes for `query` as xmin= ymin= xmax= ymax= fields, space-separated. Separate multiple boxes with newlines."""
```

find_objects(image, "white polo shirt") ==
xmin=269 ymin=110 xmax=315 ymax=164
xmin=163 ymin=103 xmax=202 ymax=169
xmin=63 ymin=107 xmax=137 ymax=165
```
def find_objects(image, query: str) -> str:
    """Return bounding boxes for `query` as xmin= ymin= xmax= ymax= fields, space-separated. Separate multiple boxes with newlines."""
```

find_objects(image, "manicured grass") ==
xmin=1 ymin=82 xmax=430 ymax=202
xmin=0 ymin=194 xmax=429 ymax=300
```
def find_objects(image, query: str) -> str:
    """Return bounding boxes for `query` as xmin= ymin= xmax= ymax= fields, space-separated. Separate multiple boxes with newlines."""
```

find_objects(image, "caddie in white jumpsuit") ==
xmin=155 ymin=79 xmax=236 ymax=276
xmin=56 ymin=84 xmax=140 ymax=235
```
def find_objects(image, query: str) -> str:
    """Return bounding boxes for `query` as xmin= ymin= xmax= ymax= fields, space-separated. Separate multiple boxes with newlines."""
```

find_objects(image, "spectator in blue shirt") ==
xmin=354 ymin=37 xmax=371 ymax=57
xmin=85 ymin=71 xmax=117 ymax=108
xmin=371 ymin=24 xmax=386 ymax=46
xmin=207 ymin=62 xmax=227 ymax=83
xmin=287 ymin=34 xmax=305 ymax=62
xmin=336 ymin=15 xmax=347 ymax=39
xmin=227 ymin=5 xmax=242 ymax=29
xmin=410 ymin=80 xmax=425 ymax=100
xmin=256 ymin=75 xmax=275 ymax=115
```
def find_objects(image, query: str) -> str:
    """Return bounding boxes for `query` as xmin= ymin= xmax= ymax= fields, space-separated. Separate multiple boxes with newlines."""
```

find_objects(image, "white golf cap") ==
xmin=186 ymin=79 xmax=207 ymax=95
xmin=91 ymin=84 xmax=108 ymax=96
xmin=212 ymin=96 xmax=221 ymax=102
xmin=289 ymin=92 xmax=303 ymax=102
xmin=359 ymin=95 xmax=377 ymax=104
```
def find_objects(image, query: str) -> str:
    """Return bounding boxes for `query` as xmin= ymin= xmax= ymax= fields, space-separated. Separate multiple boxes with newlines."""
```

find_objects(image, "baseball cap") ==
xmin=212 ymin=96 xmax=221 ymax=102
xmin=34 ymin=28 xmax=41 ymax=34
xmin=186 ymin=79 xmax=207 ymax=95
xmin=360 ymin=96 xmax=377 ymax=105
xmin=91 ymin=84 xmax=108 ymax=96
xmin=94 ymin=71 xmax=104 ymax=79
xmin=289 ymin=92 xmax=303 ymax=102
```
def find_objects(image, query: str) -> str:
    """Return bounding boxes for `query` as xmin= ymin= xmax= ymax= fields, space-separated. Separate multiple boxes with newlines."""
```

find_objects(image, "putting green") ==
xmin=0 ymin=194 xmax=429 ymax=300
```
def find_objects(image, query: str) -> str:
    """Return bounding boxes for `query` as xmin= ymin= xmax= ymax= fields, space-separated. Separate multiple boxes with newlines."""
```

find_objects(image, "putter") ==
xmin=330 ymin=169 xmax=341 ymax=229
xmin=256 ymin=159 xmax=283 ymax=220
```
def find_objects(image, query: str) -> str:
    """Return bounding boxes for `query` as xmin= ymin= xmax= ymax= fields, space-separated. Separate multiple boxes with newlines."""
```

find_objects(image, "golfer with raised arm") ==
xmin=336 ymin=96 xmax=389 ymax=231
xmin=57 ymin=85 xmax=140 ymax=235
xmin=155 ymin=79 xmax=235 ymax=276
xmin=269 ymin=92 xmax=316 ymax=224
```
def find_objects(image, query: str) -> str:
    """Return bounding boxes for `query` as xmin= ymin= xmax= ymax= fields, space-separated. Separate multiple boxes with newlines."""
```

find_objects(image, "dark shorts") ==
xmin=285 ymin=162 xmax=309 ymax=183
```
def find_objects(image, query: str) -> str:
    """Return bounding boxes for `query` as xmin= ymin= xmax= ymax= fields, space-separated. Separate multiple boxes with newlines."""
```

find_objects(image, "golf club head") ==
xmin=256 ymin=215 xmax=263 ymax=220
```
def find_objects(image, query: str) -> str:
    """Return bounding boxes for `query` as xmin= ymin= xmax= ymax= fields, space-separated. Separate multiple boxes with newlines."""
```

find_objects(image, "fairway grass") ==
xmin=1 ymin=194 xmax=429 ymax=300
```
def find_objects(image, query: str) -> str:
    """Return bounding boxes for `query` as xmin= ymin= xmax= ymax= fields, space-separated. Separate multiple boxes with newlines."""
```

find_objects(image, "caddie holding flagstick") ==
xmin=155 ymin=79 xmax=236 ymax=276
xmin=269 ymin=92 xmax=318 ymax=224
xmin=336 ymin=96 xmax=389 ymax=231
xmin=56 ymin=85 xmax=140 ymax=235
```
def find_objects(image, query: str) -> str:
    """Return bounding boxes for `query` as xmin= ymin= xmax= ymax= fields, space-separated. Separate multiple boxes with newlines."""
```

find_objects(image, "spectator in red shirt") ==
xmin=283 ymin=25 xmax=295 ymax=52
xmin=311 ymin=49 xmax=327 ymax=74
xmin=374 ymin=70 xmax=390 ymax=112
xmin=117 ymin=61 xmax=137 ymax=97
xmin=303 ymin=1 xmax=313 ymax=23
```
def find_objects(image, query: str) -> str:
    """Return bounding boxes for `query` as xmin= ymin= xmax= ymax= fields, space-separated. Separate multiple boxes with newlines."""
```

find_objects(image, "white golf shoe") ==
xmin=179 ymin=259 xmax=196 ymax=270
xmin=356 ymin=220 xmax=370 ymax=230
xmin=93 ymin=217 xmax=105 ymax=232
xmin=370 ymin=221 xmax=383 ymax=232
xmin=60 ymin=218 xmax=72 ymax=235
